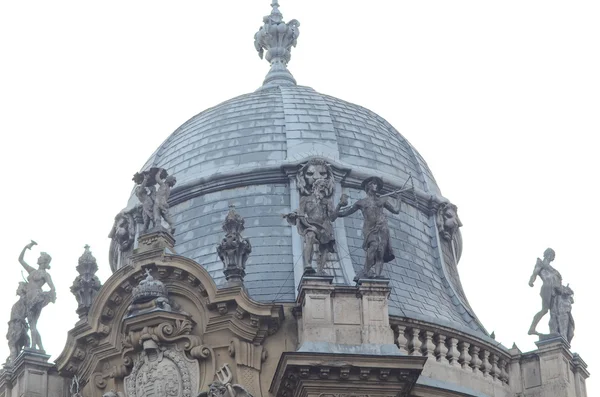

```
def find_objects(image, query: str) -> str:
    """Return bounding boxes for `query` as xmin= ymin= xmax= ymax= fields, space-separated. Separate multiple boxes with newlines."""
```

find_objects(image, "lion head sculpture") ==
xmin=437 ymin=202 xmax=462 ymax=242
xmin=296 ymin=159 xmax=335 ymax=197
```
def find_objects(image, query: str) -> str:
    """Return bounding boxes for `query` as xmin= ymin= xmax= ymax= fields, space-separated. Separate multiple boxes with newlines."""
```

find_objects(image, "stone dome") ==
xmin=131 ymin=83 xmax=488 ymax=338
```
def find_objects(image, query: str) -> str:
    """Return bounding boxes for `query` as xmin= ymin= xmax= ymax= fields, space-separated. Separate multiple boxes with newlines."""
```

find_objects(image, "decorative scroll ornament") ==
xmin=254 ymin=1 xmax=300 ymax=88
xmin=218 ymin=205 xmax=252 ymax=284
xmin=71 ymin=245 xmax=102 ymax=319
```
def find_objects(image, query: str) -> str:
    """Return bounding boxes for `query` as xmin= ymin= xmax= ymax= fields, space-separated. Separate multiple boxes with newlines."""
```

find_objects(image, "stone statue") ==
xmin=437 ymin=202 xmax=463 ymax=263
xmin=108 ymin=208 xmax=137 ymax=271
xmin=284 ymin=159 xmax=336 ymax=275
xmin=6 ymin=282 xmax=30 ymax=363
xmin=153 ymin=168 xmax=177 ymax=234
xmin=218 ymin=205 xmax=252 ymax=284
xmin=71 ymin=245 xmax=102 ymax=319
xmin=18 ymin=241 xmax=56 ymax=352
xmin=334 ymin=177 xmax=402 ymax=279
xmin=133 ymin=171 xmax=156 ymax=232
xmin=550 ymin=284 xmax=575 ymax=343
xmin=197 ymin=364 xmax=254 ymax=397
xmin=528 ymin=248 xmax=575 ymax=342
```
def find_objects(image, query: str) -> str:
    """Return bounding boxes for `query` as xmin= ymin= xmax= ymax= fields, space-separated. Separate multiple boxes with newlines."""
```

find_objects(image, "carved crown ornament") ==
xmin=54 ymin=237 xmax=285 ymax=388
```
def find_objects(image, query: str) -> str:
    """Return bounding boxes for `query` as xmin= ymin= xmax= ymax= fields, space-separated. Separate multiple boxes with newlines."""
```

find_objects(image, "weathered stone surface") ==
xmin=71 ymin=245 xmax=102 ymax=319
xmin=17 ymin=241 xmax=56 ymax=353
xmin=6 ymin=282 xmax=30 ymax=363
xmin=528 ymin=248 xmax=575 ymax=343
xmin=284 ymin=159 xmax=336 ymax=275
xmin=334 ymin=176 xmax=403 ymax=279
xmin=218 ymin=205 xmax=252 ymax=285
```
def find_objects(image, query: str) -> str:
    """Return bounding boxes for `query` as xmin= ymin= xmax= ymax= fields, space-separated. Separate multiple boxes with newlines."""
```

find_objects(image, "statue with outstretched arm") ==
xmin=528 ymin=248 xmax=562 ymax=336
xmin=18 ymin=240 xmax=56 ymax=352
xmin=334 ymin=177 xmax=402 ymax=279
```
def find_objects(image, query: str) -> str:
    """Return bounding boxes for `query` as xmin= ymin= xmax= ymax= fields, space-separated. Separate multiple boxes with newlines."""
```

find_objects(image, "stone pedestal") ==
xmin=278 ymin=277 xmax=426 ymax=397
xmin=295 ymin=276 xmax=395 ymax=350
xmin=515 ymin=336 xmax=590 ymax=397
xmin=0 ymin=349 xmax=67 ymax=397
xmin=132 ymin=227 xmax=176 ymax=262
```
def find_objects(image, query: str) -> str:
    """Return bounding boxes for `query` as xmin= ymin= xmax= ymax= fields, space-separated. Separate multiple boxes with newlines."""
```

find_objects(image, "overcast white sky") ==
xmin=0 ymin=0 xmax=598 ymax=394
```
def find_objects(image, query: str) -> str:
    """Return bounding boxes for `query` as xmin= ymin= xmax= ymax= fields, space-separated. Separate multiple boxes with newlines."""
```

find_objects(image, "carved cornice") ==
xmin=270 ymin=352 xmax=426 ymax=397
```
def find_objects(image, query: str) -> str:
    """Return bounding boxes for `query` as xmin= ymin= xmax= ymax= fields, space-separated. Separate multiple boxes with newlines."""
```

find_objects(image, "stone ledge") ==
xmin=269 ymin=351 xmax=426 ymax=397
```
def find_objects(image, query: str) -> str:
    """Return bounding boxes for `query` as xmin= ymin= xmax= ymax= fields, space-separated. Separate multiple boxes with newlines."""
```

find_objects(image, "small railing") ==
xmin=392 ymin=320 xmax=511 ymax=385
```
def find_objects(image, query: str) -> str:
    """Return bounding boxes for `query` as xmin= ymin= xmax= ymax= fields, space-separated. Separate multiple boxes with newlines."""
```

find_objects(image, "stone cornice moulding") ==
xmin=166 ymin=156 xmax=451 ymax=214
xmin=55 ymin=246 xmax=285 ymax=384
xmin=269 ymin=351 xmax=427 ymax=397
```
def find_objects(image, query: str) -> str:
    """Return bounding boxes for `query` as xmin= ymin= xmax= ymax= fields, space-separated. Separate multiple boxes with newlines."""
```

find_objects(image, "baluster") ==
xmin=469 ymin=345 xmax=482 ymax=375
xmin=481 ymin=350 xmax=492 ymax=377
xmin=490 ymin=354 xmax=500 ymax=381
xmin=447 ymin=337 xmax=460 ymax=367
xmin=421 ymin=331 xmax=436 ymax=359
xmin=434 ymin=334 xmax=449 ymax=364
xmin=458 ymin=342 xmax=471 ymax=371
xmin=395 ymin=325 xmax=409 ymax=354
xmin=408 ymin=328 xmax=422 ymax=357
xmin=499 ymin=358 xmax=509 ymax=384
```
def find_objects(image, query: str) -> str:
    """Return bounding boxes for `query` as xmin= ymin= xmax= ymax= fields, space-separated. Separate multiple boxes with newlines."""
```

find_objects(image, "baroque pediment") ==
xmin=55 ymin=231 xmax=284 ymax=395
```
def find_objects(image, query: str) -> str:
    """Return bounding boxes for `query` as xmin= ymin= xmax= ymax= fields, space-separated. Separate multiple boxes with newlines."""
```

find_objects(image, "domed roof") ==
xmin=127 ymin=1 xmax=489 ymax=339
xmin=132 ymin=83 xmax=486 ymax=337
xmin=140 ymin=85 xmax=440 ymax=197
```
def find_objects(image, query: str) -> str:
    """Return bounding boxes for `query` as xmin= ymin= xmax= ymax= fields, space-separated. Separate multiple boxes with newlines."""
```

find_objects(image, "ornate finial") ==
xmin=218 ymin=206 xmax=252 ymax=285
xmin=254 ymin=0 xmax=300 ymax=89
xmin=71 ymin=245 xmax=102 ymax=319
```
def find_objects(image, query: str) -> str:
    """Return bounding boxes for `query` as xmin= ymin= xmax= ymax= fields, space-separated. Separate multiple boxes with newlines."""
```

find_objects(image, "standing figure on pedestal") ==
xmin=18 ymin=240 xmax=56 ymax=352
xmin=154 ymin=168 xmax=177 ymax=234
xmin=133 ymin=171 xmax=156 ymax=232
xmin=550 ymin=284 xmax=575 ymax=343
xmin=284 ymin=159 xmax=336 ymax=275
xmin=334 ymin=177 xmax=402 ymax=279
xmin=6 ymin=282 xmax=30 ymax=363
xmin=528 ymin=248 xmax=564 ymax=337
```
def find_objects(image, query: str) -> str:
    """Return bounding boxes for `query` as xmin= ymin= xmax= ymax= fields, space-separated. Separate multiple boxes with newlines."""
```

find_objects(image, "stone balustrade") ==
xmin=392 ymin=320 xmax=511 ymax=385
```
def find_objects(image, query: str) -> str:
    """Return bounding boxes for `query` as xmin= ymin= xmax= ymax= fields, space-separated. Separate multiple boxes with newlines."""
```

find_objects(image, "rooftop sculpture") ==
xmin=132 ymin=167 xmax=177 ymax=234
xmin=6 ymin=282 xmax=30 ymax=363
xmin=218 ymin=205 xmax=252 ymax=284
xmin=284 ymin=159 xmax=336 ymax=275
xmin=70 ymin=245 xmax=102 ymax=319
xmin=528 ymin=248 xmax=575 ymax=343
xmin=17 ymin=240 xmax=56 ymax=352
xmin=254 ymin=0 xmax=300 ymax=88
xmin=334 ymin=177 xmax=409 ymax=280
